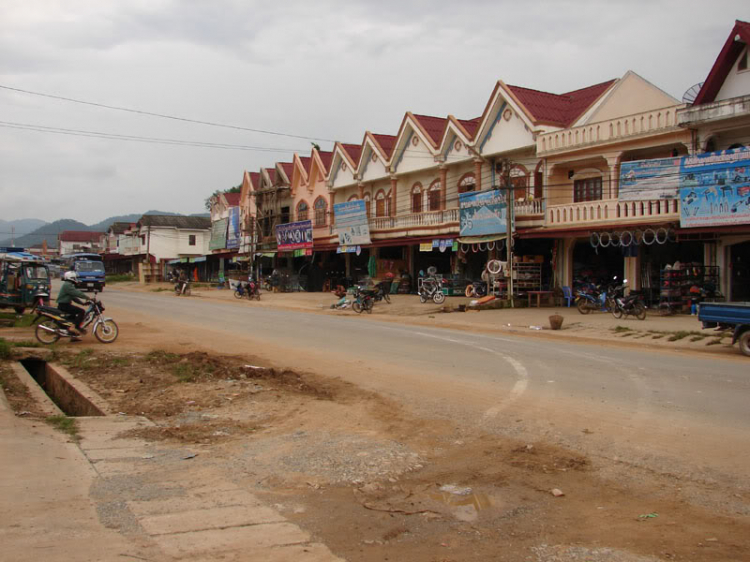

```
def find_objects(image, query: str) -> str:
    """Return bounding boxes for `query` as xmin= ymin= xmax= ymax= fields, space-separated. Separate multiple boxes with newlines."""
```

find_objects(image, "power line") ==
xmin=0 ymin=84 xmax=338 ymax=143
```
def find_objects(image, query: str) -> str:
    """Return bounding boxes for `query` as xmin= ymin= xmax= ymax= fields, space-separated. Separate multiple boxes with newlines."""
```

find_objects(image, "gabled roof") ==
xmin=280 ymin=162 xmax=294 ymax=183
xmin=223 ymin=192 xmax=241 ymax=206
xmin=299 ymin=156 xmax=312 ymax=174
xmin=138 ymin=215 xmax=211 ymax=229
xmin=411 ymin=114 xmax=449 ymax=147
xmin=317 ymin=151 xmax=333 ymax=174
xmin=371 ymin=134 xmax=397 ymax=159
xmin=108 ymin=222 xmax=133 ymax=235
xmin=265 ymin=167 xmax=276 ymax=185
xmin=456 ymin=117 xmax=481 ymax=139
xmin=341 ymin=143 xmax=362 ymax=166
xmin=506 ymin=80 xmax=616 ymax=127
xmin=249 ymin=172 xmax=260 ymax=188
xmin=59 ymin=231 xmax=104 ymax=242
xmin=693 ymin=20 xmax=750 ymax=105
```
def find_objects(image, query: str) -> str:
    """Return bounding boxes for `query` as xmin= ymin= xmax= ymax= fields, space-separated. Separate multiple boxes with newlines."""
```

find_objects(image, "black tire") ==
xmin=94 ymin=319 xmax=119 ymax=343
xmin=612 ymin=306 xmax=624 ymax=319
xmin=35 ymin=321 xmax=60 ymax=344
xmin=254 ymin=292 xmax=261 ymax=301
xmin=234 ymin=290 xmax=243 ymax=299
xmin=353 ymin=302 xmax=363 ymax=314
xmin=738 ymin=331 xmax=750 ymax=357
xmin=419 ymin=294 xmax=427 ymax=303
xmin=576 ymin=298 xmax=591 ymax=314
xmin=634 ymin=303 xmax=647 ymax=321
xmin=383 ymin=292 xmax=391 ymax=303
xmin=433 ymin=291 xmax=445 ymax=304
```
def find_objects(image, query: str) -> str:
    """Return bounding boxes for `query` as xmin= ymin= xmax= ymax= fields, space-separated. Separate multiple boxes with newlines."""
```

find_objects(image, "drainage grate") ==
xmin=19 ymin=359 xmax=105 ymax=417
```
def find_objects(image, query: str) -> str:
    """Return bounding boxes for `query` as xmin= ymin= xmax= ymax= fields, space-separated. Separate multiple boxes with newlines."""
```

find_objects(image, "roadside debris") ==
xmin=551 ymin=488 xmax=565 ymax=497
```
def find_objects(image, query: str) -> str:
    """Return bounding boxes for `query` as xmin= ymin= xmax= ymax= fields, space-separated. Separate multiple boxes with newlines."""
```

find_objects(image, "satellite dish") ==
xmin=682 ymin=82 xmax=704 ymax=104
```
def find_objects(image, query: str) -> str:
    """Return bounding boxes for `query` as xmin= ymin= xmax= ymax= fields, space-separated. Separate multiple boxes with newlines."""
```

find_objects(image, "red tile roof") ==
xmin=249 ymin=172 xmax=260 ymax=188
xmin=507 ymin=80 xmax=616 ymax=127
xmin=412 ymin=114 xmax=448 ymax=146
xmin=280 ymin=162 xmax=294 ymax=182
xmin=372 ymin=134 xmax=397 ymax=158
xmin=693 ymin=20 xmax=750 ymax=105
xmin=457 ymin=117 xmax=481 ymax=139
xmin=265 ymin=168 xmax=276 ymax=185
xmin=59 ymin=231 xmax=104 ymax=242
xmin=317 ymin=151 xmax=333 ymax=173
xmin=341 ymin=143 xmax=362 ymax=166
xmin=299 ymin=156 xmax=312 ymax=174
xmin=224 ymin=192 xmax=241 ymax=206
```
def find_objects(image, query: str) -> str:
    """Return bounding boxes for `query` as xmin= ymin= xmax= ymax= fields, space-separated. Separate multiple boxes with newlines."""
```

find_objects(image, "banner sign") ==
xmin=680 ymin=147 xmax=750 ymax=227
xmin=619 ymin=157 xmax=681 ymax=201
xmin=336 ymin=245 xmax=361 ymax=254
xmin=419 ymin=243 xmax=433 ymax=252
xmin=333 ymin=200 xmax=371 ymax=246
xmin=275 ymin=220 xmax=313 ymax=250
xmin=459 ymin=190 xmax=510 ymax=237
xmin=226 ymin=207 xmax=241 ymax=249
xmin=431 ymin=239 xmax=454 ymax=252
xmin=209 ymin=218 xmax=228 ymax=251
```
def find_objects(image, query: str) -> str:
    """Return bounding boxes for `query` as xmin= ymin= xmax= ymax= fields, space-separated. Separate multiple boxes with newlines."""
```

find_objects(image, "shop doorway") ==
xmin=731 ymin=241 xmax=750 ymax=301
xmin=572 ymin=240 xmax=624 ymax=289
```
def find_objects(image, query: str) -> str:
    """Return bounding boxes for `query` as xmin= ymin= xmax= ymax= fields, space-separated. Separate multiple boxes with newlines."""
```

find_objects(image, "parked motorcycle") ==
xmin=611 ymin=283 xmax=646 ymax=320
xmin=372 ymin=281 xmax=391 ymax=304
xmin=34 ymin=293 xmax=119 ymax=344
xmin=352 ymin=286 xmax=374 ymax=314
xmin=419 ymin=277 xmax=445 ymax=304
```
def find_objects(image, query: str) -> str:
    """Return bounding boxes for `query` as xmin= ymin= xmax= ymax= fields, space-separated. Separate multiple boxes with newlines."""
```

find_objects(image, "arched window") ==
xmin=363 ymin=193 xmax=371 ymax=217
xmin=509 ymin=165 xmax=529 ymax=201
xmin=314 ymin=197 xmax=327 ymax=227
xmin=411 ymin=183 xmax=423 ymax=213
xmin=375 ymin=190 xmax=389 ymax=217
xmin=428 ymin=180 xmax=441 ymax=211
xmin=347 ymin=195 xmax=358 ymax=202
xmin=458 ymin=174 xmax=476 ymax=194
xmin=297 ymin=200 xmax=309 ymax=221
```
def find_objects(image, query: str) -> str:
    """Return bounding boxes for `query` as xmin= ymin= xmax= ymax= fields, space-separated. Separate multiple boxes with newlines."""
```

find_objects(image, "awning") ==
xmin=457 ymin=234 xmax=508 ymax=244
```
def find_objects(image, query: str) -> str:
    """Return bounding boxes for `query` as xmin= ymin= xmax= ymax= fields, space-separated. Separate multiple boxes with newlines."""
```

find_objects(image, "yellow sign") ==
xmin=419 ymin=243 xmax=433 ymax=252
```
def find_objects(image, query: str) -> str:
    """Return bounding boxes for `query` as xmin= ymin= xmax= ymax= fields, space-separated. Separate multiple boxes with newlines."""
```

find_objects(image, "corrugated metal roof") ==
xmin=138 ymin=215 xmax=211 ymax=229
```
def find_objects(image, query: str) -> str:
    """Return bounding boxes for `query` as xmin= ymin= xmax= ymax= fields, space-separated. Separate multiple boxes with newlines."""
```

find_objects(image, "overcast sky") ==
xmin=0 ymin=0 xmax=746 ymax=225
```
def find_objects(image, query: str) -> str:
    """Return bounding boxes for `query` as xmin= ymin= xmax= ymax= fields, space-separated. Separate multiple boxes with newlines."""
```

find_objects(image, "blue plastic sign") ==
xmin=333 ymin=200 xmax=371 ymax=246
xmin=619 ymin=157 xmax=681 ymax=201
xmin=459 ymin=190 xmax=509 ymax=236
xmin=275 ymin=220 xmax=313 ymax=250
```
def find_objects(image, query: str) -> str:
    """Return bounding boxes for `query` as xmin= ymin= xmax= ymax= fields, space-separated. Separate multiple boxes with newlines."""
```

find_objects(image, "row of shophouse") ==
xmin=103 ymin=20 xmax=750 ymax=305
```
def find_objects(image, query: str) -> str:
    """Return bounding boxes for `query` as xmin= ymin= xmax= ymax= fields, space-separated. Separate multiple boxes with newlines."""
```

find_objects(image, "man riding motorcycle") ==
xmin=57 ymin=271 xmax=91 ymax=335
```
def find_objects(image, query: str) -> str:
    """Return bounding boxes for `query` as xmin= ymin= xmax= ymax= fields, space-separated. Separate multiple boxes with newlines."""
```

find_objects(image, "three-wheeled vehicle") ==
xmin=698 ymin=301 xmax=750 ymax=357
xmin=0 ymin=249 xmax=52 ymax=314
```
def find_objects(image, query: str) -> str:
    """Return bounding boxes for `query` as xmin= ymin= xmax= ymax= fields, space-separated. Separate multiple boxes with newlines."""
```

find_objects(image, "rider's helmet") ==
xmin=63 ymin=271 xmax=78 ymax=283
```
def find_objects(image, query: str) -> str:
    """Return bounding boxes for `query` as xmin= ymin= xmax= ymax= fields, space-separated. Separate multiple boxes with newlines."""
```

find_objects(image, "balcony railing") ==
xmin=547 ymin=198 xmax=679 ymax=227
xmin=514 ymin=198 xmax=544 ymax=216
xmin=369 ymin=208 xmax=459 ymax=231
xmin=537 ymin=104 xmax=685 ymax=155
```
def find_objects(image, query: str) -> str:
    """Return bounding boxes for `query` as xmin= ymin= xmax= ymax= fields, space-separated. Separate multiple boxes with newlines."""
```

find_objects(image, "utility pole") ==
xmin=500 ymin=158 xmax=515 ymax=307
xmin=10 ymin=226 xmax=15 ymax=247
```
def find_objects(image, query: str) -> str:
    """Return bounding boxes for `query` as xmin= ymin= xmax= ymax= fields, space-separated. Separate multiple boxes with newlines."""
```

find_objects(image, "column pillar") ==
xmin=439 ymin=166 xmax=448 ymax=210
xmin=474 ymin=160 xmax=483 ymax=191
xmin=390 ymin=176 xmax=398 ymax=217
xmin=358 ymin=183 xmax=364 ymax=199
xmin=328 ymin=190 xmax=336 ymax=226
xmin=605 ymin=154 xmax=621 ymax=199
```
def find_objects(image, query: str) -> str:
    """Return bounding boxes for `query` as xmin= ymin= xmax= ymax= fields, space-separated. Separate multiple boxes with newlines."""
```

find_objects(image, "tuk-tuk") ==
xmin=0 ymin=249 xmax=51 ymax=314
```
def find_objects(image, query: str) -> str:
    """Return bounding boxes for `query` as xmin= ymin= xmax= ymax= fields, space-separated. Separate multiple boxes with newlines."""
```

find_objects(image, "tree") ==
xmin=205 ymin=185 xmax=241 ymax=210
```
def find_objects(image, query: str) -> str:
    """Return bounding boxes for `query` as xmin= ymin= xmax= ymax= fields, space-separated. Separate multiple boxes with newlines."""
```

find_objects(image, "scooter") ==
xmin=419 ymin=277 xmax=445 ymax=304
xmin=611 ymin=282 xmax=646 ymax=320
xmin=175 ymin=279 xmax=191 ymax=296
xmin=34 ymin=293 xmax=119 ymax=344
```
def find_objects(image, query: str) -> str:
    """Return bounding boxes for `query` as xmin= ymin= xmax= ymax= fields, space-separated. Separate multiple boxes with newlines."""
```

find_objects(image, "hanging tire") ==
xmin=94 ymin=319 xmax=119 ymax=343
xmin=642 ymin=228 xmax=656 ymax=245
xmin=610 ymin=232 xmax=621 ymax=247
xmin=599 ymin=232 xmax=611 ymax=247
xmin=620 ymin=231 xmax=634 ymax=247
xmin=465 ymin=285 xmax=475 ymax=298
xmin=739 ymin=331 xmax=750 ymax=357
xmin=353 ymin=302 xmax=363 ymax=313
xmin=487 ymin=260 xmax=502 ymax=275
xmin=35 ymin=321 xmax=60 ymax=344
xmin=576 ymin=298 xmax=591 ymax=314
xmin=634 ymin=229 xmax=643 ymax=245
xmin=667 ymin=228 xmax=678 ymax=243
xmin=655 ymin=227 xmax=669 ymax=244
xmin=590 ymin=232 xmax=600 ymax=248
xmin=433 ymin=291 xmax=445 ymax=304
xmin=634 ymin=303 xmax=647 ymax=321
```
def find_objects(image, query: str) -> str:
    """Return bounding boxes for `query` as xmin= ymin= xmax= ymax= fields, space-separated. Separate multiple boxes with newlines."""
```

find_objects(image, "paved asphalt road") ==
xmin=100 ymin=287 xmax=749 ymax=483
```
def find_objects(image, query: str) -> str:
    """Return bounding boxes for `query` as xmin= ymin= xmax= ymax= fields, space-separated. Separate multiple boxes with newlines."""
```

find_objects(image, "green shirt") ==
xmin=57 ymin=281 xmax=89 ymax=305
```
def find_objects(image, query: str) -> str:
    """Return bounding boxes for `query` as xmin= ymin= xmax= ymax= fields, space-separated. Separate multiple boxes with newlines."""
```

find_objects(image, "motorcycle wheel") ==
xmin=35 ymin=321 xmax=60 ymax=344
xmin=94 ymin=319 xmax=119 ymax=343
xmin=365 ymin=300 xmax=373 ymax=314
xmin=234 ymin=290 xmax=243 ymax=299
xmin=383 ymin=292 xmax=390 ymax=304
xmin=634 ymin=303 xmax=647 ymax=321
xmin=184 ymin=287 xmax=191 ymax=296
xmin=433 ymin=291 xmax=446 ymax=304
xmin=254 ymin=292 xmax=261 ymax=301
xmin=352 ymin=302 xmax=363 ymax=314
xmin=612 ymin=306 xmax=624 ymax=319
xmin=576 ymin=299 xmax=591 ymax=314
xmin=419 ymin=294 xmax=427 ymax=303
xmin=465 ymin=285 xmax=474 ymax=298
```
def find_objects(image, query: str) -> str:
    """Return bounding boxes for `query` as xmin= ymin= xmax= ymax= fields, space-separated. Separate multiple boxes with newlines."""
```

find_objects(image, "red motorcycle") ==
xmin=234 ymin=280 xmax=261 ymax=301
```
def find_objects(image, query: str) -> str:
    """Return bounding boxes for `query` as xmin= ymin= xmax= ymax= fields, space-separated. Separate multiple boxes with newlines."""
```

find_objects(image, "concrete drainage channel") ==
xmin=13 ymin=357 xmax=110 ymax=417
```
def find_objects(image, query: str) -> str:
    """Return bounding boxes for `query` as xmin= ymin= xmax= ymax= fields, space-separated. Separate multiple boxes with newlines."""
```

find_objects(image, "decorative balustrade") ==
xmin=369 ymin=208 xmax=460 ymax=231
xmin=547 ymin=198 xmax=678 ymax=227
xmin=513 ymin=198 xmax=544 ymax=215
xmin=537 ymin=105 xmax=685 ymax=155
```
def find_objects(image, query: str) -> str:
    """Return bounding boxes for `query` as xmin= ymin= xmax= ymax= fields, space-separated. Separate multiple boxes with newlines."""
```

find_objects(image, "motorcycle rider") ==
xmin=57 ymin=271 xmax=91 ymax=335
xmin=177 ymin=269 xmax=189 ymax=295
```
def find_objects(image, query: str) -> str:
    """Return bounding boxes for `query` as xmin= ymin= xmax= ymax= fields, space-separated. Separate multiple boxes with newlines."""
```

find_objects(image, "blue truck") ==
xmin=62 ymin=253 xmax=106 ymax=292
xmin=698 ymin=302 xmax=750 ymax=357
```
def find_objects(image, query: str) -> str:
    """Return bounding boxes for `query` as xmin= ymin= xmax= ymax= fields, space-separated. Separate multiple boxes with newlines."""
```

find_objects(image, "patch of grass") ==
xmin=172 ymin=363 xmax=199 ymax=383
xmin=690 ymin=334 xmax=709 ymax=342
xmin=106 ymin=274 xmax=135 ymax=284
xmin=108 ymin=356 xmax=131 ymax=367
xmin=146 ymin=350 xmax=180 ymax=364
xmin=13 ymin=314 xmax=37 ymax=328
xmin=619 ymin=332 xmax=635 ymax=338
xmin=150 ymin=288 xmax=170 ymax=293
xmin=651 ymin=334 xmax=665 ymax=339
xmin=706 ymin=338 xmax=724 ymax=346
xmin=66 ymin=349 xmax=95 ymax=370
xmin=45 ymin=415 xmax=79 ymax=440
xmin=612 ymin=326 xmax=633 ymax=333
xmin=0 ymin=339 xmax=10 ymax=360
xmin=667 ymin=331 xmax=691 ymax=342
